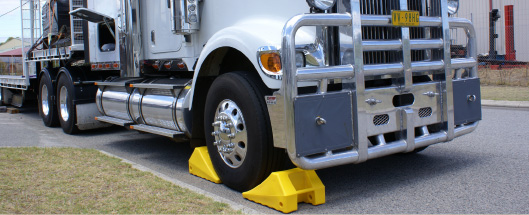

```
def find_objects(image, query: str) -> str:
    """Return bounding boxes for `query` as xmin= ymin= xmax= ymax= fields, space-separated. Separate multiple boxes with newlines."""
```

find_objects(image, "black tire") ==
xmin=0 ymin=87 xmax=4 ymax=105
xmin=57 ymin=74 xmax=79 ymax=134
xmin=38 ymin=74 xmax=59 ymax=127
xmin=204 ymin=72 xmax=285 ymax=192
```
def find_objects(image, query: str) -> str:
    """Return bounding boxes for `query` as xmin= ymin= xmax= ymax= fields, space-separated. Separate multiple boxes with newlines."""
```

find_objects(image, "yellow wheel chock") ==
xmin=242 ymin=168 xmax=325 ymax=213
xmin=188 ymin=146 xmax=221 ymax=183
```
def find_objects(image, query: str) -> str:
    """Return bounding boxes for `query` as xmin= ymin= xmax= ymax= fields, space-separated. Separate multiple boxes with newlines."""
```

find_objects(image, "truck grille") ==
xmin=339 ymin=0 xmax=444 ymax=65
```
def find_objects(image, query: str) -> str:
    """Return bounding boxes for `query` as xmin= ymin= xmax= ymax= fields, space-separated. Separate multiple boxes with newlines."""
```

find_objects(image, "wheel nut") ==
xmin=212 ymin=121 xmax=221 ymax=126
xmin=213 ymin=140 xmax=221 ymax=146
xmin=227 ymin=134 xmax=235 ymax=139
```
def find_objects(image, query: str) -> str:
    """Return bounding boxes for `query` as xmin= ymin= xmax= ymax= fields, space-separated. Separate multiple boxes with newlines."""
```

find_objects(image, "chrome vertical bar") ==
xmin=423 ymin=0 xmax=432 ymax=61
xmin=319 ymin=79 xmax=328 ymax=93
xmin=420 ymin=126 xmax=430 ymax=136
xmin=21 ymin=0 xmax=29 ymax=86
xmin=281 ymin=14 xmax=352 ymax=168
xmin=399 ymin=0 xmax=413 ymax=92
xmin=404 ymin=108 xmax=416 ymax=152
xmin=449 ymin=18 xmax=478 ymax=77
xmin=376 ymin=134 xmax=386 ymax=145
xmin=349 ymin=0 xmax=368 ymax=163
xmin=440 ymin=0 xmax=454 ymax=140
xmin=282 ymin=18 xmax=299 ymax=165
xmin=120 ymin=0 xmax=143 ymax=77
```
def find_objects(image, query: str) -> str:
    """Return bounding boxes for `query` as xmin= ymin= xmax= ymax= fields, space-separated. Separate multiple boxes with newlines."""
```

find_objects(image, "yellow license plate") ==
xmin=392 ymin=10 xmax=420 ymax=27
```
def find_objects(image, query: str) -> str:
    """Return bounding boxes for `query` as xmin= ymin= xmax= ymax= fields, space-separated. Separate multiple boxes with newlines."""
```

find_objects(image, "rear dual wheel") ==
xmin=204 ymin=72 xmax=286 ymax=192
xmin=38 ymin=73 xmax=59 ymax=127
xmin=57 ymin=74 xmax=79 ymax=134
xmin=37 ymin=68 xmax=79 ymax=134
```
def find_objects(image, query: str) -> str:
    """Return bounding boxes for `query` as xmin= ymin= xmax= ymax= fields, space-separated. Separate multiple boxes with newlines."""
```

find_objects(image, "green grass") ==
xmin=481 ymin=85 xmax=529 ymax=101
xmin=0 ymin=147 xmax=239 ymax=214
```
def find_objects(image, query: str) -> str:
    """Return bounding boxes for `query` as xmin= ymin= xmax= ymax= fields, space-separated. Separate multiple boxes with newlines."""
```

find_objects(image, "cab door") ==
xmin=143 ymin=0 xmax=183 ymax=54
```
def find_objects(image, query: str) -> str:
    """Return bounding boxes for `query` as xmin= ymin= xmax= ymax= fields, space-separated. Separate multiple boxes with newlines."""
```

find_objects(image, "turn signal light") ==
xmin=164 ymin=62 xmax=172 ymax=69
xmin=177 ymin=62 xmax=186 ymax=69
xmin=260 ymin=53 xmax=282 ymax=73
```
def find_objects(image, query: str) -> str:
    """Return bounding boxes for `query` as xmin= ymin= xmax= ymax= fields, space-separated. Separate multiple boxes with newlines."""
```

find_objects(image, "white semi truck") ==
xmin=1 ymin=0 xmax=481 ymax=192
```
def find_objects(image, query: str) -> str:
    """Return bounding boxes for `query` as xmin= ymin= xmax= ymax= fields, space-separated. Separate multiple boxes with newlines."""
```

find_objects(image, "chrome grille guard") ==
xmin=280 ymin=0 xmax=479 ymax=170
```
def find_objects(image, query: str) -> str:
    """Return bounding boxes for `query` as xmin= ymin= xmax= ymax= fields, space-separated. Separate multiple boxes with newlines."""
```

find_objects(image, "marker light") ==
xmin=260 ymin=53 xmax=282 ymax=73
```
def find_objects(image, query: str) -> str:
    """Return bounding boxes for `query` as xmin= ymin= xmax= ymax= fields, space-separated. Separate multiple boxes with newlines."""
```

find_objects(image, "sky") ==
xmin=0 ymin=0 xmax=24 ymax=42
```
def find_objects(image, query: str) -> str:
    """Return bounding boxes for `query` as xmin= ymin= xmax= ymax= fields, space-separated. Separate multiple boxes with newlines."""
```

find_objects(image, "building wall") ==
xmin=0 ymin=38 xmax=25 ymax=53
xmin=452 ymin=0 xmax=529 ymax=61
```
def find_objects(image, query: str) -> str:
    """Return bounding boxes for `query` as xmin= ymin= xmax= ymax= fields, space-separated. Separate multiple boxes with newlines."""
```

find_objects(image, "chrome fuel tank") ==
xmin=97 ymin=86 xmax=131 ymax=121
xmin=96 ymin=78 xmax=192 ymax=137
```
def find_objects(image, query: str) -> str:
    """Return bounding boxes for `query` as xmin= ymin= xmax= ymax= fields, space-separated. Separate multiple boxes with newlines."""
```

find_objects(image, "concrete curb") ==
xmin=481 ymin=100 xmax=529 ymax=109
xmin=98 ymin=151 xmax=260 ymax=214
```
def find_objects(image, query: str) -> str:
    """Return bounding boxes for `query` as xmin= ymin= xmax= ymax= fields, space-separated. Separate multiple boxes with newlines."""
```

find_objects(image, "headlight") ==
xmin=447 ymin=0 xmax=459 ymax=15
xmin=306 ymin=0 xmax=336 ymax=11
xmin=295 ymin=51 xmax=306 ymax=68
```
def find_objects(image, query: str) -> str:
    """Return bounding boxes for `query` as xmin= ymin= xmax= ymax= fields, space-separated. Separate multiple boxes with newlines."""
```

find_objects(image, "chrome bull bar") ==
xmin=279 ymin=0 xmax=479 ymax=170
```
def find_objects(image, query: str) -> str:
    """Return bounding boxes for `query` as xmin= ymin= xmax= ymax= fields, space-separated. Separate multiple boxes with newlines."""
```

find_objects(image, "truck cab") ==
xmin=4 ymin=0 xmax=480 ymax=192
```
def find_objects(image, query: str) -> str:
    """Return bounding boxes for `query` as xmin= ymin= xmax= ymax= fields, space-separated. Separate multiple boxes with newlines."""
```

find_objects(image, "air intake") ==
xmin=419 ymin=107 xmax=433 ymax=118
xmin=373 ymin=114 xmax=390 ymax=126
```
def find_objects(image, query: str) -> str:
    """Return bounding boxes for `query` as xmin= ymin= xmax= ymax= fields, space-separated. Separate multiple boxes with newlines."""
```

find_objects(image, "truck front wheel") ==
xmin=204 ymin=72 xmax=284 ymax=192
xmin=38 ymin=74 xmax=59 ymax=127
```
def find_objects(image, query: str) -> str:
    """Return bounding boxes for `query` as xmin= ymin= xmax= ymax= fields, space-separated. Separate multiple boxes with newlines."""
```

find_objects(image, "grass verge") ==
xmin=0 ymin=147 xmax=238 ymax=214
xmin=481 ymin=85 xmax=529 ymax=101
xmin=479 ymin=67 xmax=529 ymax=87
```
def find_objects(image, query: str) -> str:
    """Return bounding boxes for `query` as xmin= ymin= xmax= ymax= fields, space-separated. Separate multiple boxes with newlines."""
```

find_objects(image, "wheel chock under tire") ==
xmin=242 ymin=168 xmax=325 ymax=213
xmin=189 ymin=146 xmax=221 ymax=183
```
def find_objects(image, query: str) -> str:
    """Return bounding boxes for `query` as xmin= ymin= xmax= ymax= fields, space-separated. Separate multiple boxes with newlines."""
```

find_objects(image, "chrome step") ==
xmin=129 ymin=124 xmax=184 ymax=138
xmin=95 ymin=116 xmax=133 ymax=126
xmin=130 ymin=83 xmax=186 ymax=90
xmin=95 ymin=78 xmax=144 ymax=87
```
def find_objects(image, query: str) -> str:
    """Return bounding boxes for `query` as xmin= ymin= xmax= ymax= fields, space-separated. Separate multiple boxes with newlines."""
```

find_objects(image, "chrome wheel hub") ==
xmin=59 ymin=86 xmax=69 ymax=121
xmin=41 ymin=84 xmax=49 ymax=116
xmin=211 ymin=99 xmax=248 ymax=168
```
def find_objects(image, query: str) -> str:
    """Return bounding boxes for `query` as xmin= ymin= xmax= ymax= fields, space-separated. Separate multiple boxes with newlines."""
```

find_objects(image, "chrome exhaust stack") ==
xmin=95 ymin=78 xmax=192 ymax=138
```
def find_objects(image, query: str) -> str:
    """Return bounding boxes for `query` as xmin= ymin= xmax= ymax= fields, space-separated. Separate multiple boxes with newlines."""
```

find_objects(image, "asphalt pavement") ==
xmin=0 ymin=103 xmax=528 ymax=213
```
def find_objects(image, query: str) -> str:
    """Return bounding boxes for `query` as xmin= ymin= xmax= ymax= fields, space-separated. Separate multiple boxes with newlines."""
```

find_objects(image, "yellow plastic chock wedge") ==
xmin=242 ymin=168 xmax=325 ymax=213
xmin=188 ymin=146 xmax=221 ymax=183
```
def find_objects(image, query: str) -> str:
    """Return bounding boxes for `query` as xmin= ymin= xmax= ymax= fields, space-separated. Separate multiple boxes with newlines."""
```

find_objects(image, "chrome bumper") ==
xmin=274 ymin=0 xmax=479 ymax=170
